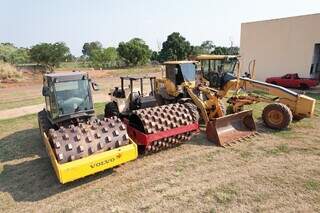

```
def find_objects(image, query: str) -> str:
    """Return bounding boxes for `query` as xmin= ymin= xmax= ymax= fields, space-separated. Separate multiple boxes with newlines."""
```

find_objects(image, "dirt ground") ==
xmin=0 ymin=96 xmax=319 ymax=212
xmin=0 ymin=66 xmax=162 ymax=112
xmin=0 ymin=68 xmax=319 ymax=212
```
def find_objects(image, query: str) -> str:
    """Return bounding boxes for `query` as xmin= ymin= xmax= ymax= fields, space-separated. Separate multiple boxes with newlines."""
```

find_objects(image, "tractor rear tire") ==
xmin=104 ymin=102 xmax=119 ymax=118
xmin=262 ymin=103 xmax=292 ymax=130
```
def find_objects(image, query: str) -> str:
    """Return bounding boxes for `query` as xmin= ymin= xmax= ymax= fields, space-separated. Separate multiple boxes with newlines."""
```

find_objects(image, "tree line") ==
xmin=0 ymin=32 xmax=239 ymax=71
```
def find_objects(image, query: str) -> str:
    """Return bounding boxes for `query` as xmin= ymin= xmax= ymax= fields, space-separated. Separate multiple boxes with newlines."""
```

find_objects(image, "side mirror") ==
xmin=42 ymin=86 xmax=50 ymax=96
xmin=174 ymin=68 xmax=178 ymax=75
xmin=92 ymin=82 xmax=100 ymax=91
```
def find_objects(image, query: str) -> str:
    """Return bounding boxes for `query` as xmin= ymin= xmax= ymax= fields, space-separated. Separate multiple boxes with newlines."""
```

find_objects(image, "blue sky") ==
xmin=1 ymin=0 xmax=319 ymax=56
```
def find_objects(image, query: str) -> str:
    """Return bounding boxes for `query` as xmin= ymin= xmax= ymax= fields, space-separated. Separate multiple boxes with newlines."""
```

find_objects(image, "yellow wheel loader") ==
xmin=38 ymin=72 xmax=138 ymax=184
xmin=196 ymin=54 xmax=316 ymax=129
xmin=155 ymin=61 xmax=256 ymax=146
xmin=155 ymin=58 xmax=316 ymax=146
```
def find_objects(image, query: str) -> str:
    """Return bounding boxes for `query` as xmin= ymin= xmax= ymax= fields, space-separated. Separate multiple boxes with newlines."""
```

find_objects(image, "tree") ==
xmin=10 ymin=48 xmax=30 ymax=64
xmin=0 ymin=43 xmax=30 ymax=64
xmin=0 ymin=43 xmax=15 ymax=62
xmin=82 ymin=41 xmax=102 ymax=58
xmin=211 ymin=46 xmax=240 ymax=55
xmin=89 ymin=47 xmax=119 ymax=68
xmin=158 ymin=32 xmax=191 ymax=61
xmin=189 ymin=46 xmax=204 ymax=56
xmin=228 ymin=46 xmax=240 ymax=55
xmin=150 ymin=51 xmax=159 ymax=62
xmin=65 ymin=53 xmax=76 ymax=62
xmin=117 ymin=38 xmax=151 ymax=66
xmin=212 ymin=46 xmax=229 ymax=55
xmin=29 ymin=42 xmax=70 ymax=71
xmin=200 ymin=40 xmax=215 ymax=54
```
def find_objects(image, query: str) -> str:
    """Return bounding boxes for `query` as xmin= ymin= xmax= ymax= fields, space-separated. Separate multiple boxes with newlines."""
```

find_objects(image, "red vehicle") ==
xmin=266 ymin=73 xmax=319 ymax=90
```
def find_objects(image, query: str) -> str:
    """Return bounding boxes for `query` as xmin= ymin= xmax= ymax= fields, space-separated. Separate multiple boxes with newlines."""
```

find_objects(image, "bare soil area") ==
xmin=0 ymin=66 xmax=162 ymax=113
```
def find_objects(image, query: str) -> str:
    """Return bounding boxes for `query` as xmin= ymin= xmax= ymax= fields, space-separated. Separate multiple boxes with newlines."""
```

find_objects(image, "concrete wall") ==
xmin=240 ymin=13 xmax=320 ymax=81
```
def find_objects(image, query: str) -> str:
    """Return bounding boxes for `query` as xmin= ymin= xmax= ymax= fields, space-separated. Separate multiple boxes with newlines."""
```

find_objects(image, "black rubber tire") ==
xmin=155 ymin=94 xmax=165 ymax=106
xmin=38 ymin=110 xmax=54 ymax=148
xmin=104 ymin=102 xmax=119 ymax=118
xmin=300 ymin=83 xmax=309 ymax=90
xmin=271 ymin=81 xmax=277 ymax=85
xmin=262 ymin=103 xmax=292 ymax=130
xmin=226 ymin=105 xmax=234 ymax=114
xmin=38 ymin=110 xmax=52 ymax=133
xmin=183 ymin=102 xmax=200 ymax=122
xmin=293 ymin=114 xmax=304 ymax=121
xmin=219 ymin=100 xmax=226 ymax=116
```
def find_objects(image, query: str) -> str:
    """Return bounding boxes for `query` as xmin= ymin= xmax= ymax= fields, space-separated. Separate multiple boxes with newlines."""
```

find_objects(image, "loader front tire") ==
xmin=262 ymin=103 xmax=292 ymax=130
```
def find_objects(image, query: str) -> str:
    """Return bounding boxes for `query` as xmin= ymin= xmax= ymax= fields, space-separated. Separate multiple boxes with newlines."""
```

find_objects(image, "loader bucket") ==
xmin=206 ymin=110 xmax=256 ymax=146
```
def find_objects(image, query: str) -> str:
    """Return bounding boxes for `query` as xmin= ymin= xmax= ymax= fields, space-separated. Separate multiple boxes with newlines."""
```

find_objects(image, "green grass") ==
xmin=213 ymin=186 xmax=238 ymax=205
xmin=105 ymin=65 xmax=162 ymax=76
xmin=0 ymin=97 xmax=43 ymax=111
xmin=203 ymin=184 xmax=238 ymax=205
xmin=273 ymin=130 xmax=301 ymax=139
xmin=0 ymin=102 xmax=105 ymax=135
xmin=58 ymin=62 xmax=90 ymax=69
xmin=265 ymin=144 xmax=290 ymax=156
xmin=56 ymin=63 xmax=162 ymax=76
xmin=240 ymin=151 xmax=252 ymax=159
xmin=304 ymin=179 xmax=320 ymax=191
xmin=306 ymin=93 xmax=320 ymax=116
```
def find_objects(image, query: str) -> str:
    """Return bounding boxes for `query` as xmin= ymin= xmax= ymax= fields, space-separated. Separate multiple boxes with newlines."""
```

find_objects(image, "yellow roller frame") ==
xmin=42 ymin=132 xmax=138 ymax=184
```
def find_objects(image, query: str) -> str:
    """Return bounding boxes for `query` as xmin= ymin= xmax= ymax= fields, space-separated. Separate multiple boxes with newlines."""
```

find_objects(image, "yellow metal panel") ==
xmin=43 ymin=133 xmax=138 ymax=184
xmin=196 ymin=54 xmax=238 ymax=60
xmin=163 ymin=60 xmax=197 ymax=65
xmin=295 ymin=95 xmax=316 ymax=118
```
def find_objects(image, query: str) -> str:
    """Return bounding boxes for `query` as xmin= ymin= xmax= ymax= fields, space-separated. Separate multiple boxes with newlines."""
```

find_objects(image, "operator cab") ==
xmin=42 ymin=72 xmax=98 ymax=122
xmin=196 ymin=55 xmax=238 ymax=88
xmin=164 ymin=61 xmax=198 ymax=85
xmin=109 ymin=76 xmax=158 ymax=115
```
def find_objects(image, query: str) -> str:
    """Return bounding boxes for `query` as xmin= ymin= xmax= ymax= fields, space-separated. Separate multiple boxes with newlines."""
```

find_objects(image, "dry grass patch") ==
xmin=0 ymin=62 xmax=22 ymax=82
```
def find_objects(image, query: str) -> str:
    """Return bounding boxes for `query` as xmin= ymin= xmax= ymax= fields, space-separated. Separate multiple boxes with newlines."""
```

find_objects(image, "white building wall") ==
xmin=240 ymin=13 xmax=320 ymax=81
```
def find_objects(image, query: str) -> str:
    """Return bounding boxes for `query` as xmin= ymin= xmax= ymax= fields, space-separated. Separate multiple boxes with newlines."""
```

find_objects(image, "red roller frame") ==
xmin=124 ymin=119 xmax=199 ymax=146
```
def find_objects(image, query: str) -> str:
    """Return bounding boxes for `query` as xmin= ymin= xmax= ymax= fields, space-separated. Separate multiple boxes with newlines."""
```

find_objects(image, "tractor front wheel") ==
xmin=262 ymin=103 xmax=292 ymax=130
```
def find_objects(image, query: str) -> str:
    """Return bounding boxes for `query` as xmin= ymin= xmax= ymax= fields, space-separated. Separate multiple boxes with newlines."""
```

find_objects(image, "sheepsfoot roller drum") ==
xmin=49 ymin=117 xmax=130 ymax=163
xmin=206 ymin=110 xmax=256 ymax=147
xmin=127 ymin=103 xmax=200 ymax=154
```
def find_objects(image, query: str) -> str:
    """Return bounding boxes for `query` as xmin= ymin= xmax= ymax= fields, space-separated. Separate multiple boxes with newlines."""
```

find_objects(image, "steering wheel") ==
xmin=60 ymin=97 xmax=85 ymax=113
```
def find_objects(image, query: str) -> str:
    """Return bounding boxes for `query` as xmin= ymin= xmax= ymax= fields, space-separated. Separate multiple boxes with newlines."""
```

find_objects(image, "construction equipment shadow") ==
xmin=0 ymin=128 xmax=114 ymax=202
xmin=0 ymin=128 xmax=45 ymax=163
